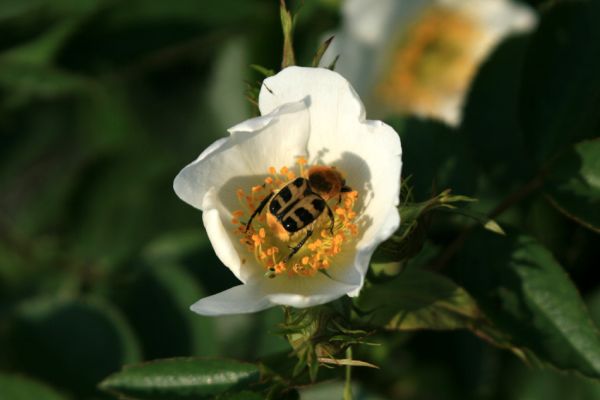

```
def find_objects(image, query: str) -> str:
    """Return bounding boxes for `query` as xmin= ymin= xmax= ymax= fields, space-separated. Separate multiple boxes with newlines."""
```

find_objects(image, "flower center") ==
xmin=231 ymin=157 xmax=359 ymax=278
xmin=374 ymin=5 xmax=482 ymax=117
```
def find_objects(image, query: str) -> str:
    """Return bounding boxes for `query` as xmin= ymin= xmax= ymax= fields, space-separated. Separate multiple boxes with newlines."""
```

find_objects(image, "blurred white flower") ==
xmin=174 ymin=67 xmax=402 ymax=315
xmin=321 ymin=0 xmax=537 ymax=126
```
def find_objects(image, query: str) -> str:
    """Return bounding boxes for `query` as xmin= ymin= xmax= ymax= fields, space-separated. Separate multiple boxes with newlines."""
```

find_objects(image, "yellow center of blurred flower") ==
xmin=231 ymin=157 xmax=359 ymax=278
xmin=375 ymin=6 xmax=482 ymax=117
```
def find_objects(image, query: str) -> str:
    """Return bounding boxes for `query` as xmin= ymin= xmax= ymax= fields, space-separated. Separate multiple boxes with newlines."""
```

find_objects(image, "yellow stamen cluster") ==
xmin=231 ymin=157 xmax=359 ymax=278
xmin=375 ymin=6 xmax=480 ymax=115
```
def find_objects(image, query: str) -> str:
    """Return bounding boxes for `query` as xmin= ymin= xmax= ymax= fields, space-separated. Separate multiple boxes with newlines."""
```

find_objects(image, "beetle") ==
xmin=245 ymin=166 xmax=352 ymax=262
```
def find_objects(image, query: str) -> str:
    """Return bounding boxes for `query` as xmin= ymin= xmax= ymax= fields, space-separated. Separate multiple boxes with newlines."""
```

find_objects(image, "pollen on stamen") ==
xmin=232 ymin=160 xmax=360 ymax=278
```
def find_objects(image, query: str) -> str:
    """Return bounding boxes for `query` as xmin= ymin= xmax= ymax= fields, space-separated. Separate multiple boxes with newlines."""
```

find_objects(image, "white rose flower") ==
xmin=174 ymin=67 xmax=402 ymax=315
xmin=321 ymin=0 xmax=537 ymax=126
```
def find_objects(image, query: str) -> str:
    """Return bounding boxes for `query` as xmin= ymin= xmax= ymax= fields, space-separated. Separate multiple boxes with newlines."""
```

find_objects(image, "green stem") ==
xmin=343 ymin=347 xmax=353 ymax=400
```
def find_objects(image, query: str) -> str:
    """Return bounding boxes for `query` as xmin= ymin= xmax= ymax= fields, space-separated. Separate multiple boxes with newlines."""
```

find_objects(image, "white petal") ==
xmin=348 ymin=205 xmax=401 ymax=297
xmin=259 ymin=66 xmax=367 ymax=156
xmin=191 ymin=272 xmax=358 ymax=316
xmin=201 ymin=188 xmax=262 ymax=283
xmin=174 ymin=100 xmax=310 ymax=210
xmin=191 ymin=284 xmax=271 ymax=315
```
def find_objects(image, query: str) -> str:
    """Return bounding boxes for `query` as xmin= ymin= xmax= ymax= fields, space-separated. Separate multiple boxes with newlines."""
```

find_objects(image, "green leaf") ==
xmin=455 ymin=231 xmax=600 ymax=379
xmin=100 ymin=358 xmax=261 ymax=400
xmin=519 ymin=0 xmax=600 ymax=165
xmin=544 ymin=139 xmax=600 ymax=233
xmin=0 ymin=373 xmax=68 ymax=400
xmin=357 ymin=269 xmax=488 ymax=332
xmin=112 ymin=260 xmax=218 ymax=359
xmin=8 ymin=296 xmax=141 ymax=395
xmin=508 ymin=366 xmax=600 ymax=400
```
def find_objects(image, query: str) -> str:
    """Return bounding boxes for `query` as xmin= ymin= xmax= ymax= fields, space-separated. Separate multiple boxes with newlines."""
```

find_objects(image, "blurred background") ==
xmin=0 ymin=0 xmax=599 ymax=399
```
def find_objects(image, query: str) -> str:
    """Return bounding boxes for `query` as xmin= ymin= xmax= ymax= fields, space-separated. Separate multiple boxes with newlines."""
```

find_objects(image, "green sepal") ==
xmin=249 ymin=64 xmax=275 ymax=78
xmin=327 ymin=55 xmax=340 ymax=71
xmin=311 ymin=36 xmax=334 ymax=67
xmin=280 ymin=0 xmax=296 ymax=68
xmin=279 ymin=305 xmax=375 ymax=382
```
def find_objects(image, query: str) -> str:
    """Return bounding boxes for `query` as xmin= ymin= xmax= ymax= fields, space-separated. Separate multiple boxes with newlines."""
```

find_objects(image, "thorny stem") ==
xmin=430 ymin=172 xmax=546 ymax=271
xmin=343 ymin=346 xmax=353 ymax=400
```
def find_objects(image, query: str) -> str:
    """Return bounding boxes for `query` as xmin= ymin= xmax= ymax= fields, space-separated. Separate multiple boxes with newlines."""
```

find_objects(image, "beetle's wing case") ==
xmin=269 ymin=177 xmax=307 ymax=218
xmin=282 ymin=194 xmax=325 ymax=232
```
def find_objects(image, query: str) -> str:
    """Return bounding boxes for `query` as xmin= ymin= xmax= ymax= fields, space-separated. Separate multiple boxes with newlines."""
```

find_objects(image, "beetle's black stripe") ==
xmin=269 ymin=198 xmax=282 ymax=214
xmin=312 ymin=198 xmax=325 ymax=212
xmin=293 ymin=177 xmax=305 ymax=187
xmin=294 ymin=207 xmax=314 ymax=225
xmin=282 ymin=217 xmax=298 ymax=232
xmin=278 ymin=186 xmax=292 ymax=202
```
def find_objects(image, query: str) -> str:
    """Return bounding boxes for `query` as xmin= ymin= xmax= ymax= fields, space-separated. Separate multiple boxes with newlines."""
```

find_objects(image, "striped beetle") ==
xmin=245 ymin=166 xmax=352 ymax=262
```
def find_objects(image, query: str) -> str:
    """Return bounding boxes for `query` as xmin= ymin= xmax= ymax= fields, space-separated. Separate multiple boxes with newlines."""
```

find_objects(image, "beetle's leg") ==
xmin=284 ymin=228 xmax=313 ymax=263
xmin=325 ymin=203 xmax=335 ymax=234
xmin=245 ymin=191 xmax=274 ymax=232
